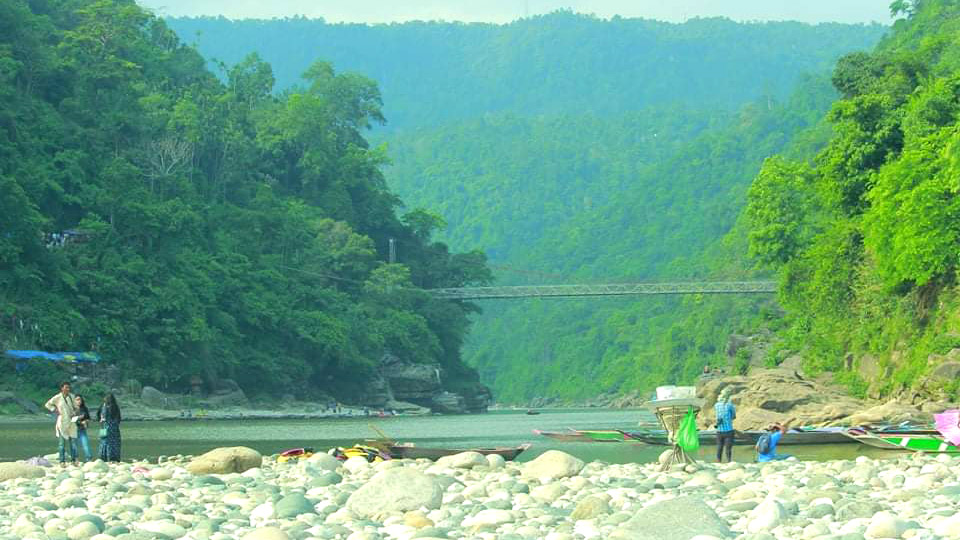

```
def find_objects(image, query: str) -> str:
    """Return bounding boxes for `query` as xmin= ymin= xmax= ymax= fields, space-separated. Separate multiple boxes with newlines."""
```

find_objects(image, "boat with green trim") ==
xmin=533 ymin=428 xmax=632 ymax=442
xmin=843 ymin=427 xmax=960 ymax=453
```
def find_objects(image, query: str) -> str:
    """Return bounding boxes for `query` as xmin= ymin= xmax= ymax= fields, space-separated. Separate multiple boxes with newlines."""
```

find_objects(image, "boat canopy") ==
xmin=3 ymin=350 xmax=101 ymax=364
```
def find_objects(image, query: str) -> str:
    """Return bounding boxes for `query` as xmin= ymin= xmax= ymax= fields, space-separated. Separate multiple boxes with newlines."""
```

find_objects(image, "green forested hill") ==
xmin=389 ymin=77 xmax=838 ymax=401
xmin=0 ymin=0 xmax=489 ymax=400
xmin=160 ymin=14 xmax=887 ymax=402
xmin=745 ymin=0 xmax=960 ymax=399
xmin=166 ymin=14 xmax=885 ymax=130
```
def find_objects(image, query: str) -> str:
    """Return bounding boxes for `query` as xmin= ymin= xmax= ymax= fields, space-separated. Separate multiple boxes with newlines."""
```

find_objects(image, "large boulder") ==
xmin=346 ymin=467 xmax=443 ymax=517
xmin=610 ymin=496 xmax=731 ymax=539
xmin=140 ymin=386 xmax=168 ymax=408
xmin=0 ymin=391 xmax=43 ymax=414
xmin=384 ymin=400 xmax=431 ymax=415
xmin=460 ymin=383 xmax=493 ymax=413
xmin=362 ymin=373 xmax=393 ymax=408
xmin=186 ymin=447 xmax=262 ymax=475
xmin=698 ymin=368 xmax=864 ymax=429
xmin=522 ymin=450 xmax=584 ymax=479
xmin=0 ymin=462 xmax=46 ymax=481
xmin=843 ymin=400 xmax=928 ymax=427
xmin=435 ymin=451 xmax=488 ymax=469
xmin=198 ymin=389 xmax=248 ymax=408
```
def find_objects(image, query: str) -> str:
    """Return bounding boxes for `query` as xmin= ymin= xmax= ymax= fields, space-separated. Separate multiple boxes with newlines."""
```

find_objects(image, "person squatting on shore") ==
xmin=714 ymin=387 xmax=736 ymax=463
xmin=97 ymin=393 xmax=122 ymax=462
xmin=74 ymin=395 xmax=93 ymax=461
xmin=44 ymin=381 xmax=78 ymax=465
xmin=757 ymin=417 xmax=796 ymax=462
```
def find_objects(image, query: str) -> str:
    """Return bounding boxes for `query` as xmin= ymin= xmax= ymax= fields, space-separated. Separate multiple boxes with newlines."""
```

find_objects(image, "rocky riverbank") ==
xmin=2 ymin=446 xmax=960 ymax=540
xmin=697 ymin=366 xmax=945 ymax=431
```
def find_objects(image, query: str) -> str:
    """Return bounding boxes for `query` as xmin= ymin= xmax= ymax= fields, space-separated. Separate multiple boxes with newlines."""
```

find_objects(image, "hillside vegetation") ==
xmin=745 ymin=0 xmax=960 ymax=401
xmin=167 ymin=14 xmax=885 ymax=130
xmin=0 ymin=0 xmax=489 ymax=400
xmin=165 ymin=13 xmax=888 ymax=403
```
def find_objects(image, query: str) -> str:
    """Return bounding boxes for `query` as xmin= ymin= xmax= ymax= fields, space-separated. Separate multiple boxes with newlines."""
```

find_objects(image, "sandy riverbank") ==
xmin=2 ymin=447 xmax=959 ymax=539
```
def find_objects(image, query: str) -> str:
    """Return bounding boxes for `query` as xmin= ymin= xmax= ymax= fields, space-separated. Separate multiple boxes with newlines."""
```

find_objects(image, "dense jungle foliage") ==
xmin=164 ymin=13 xmax=888 ymax=402
xmin=745 ymin=0 xmax=960 ymax=398
xmin=392 ymin=80 xmax=838 ymax=401
xmin=0 ymin=0 xmax=491 ymax=400
xmin=167 ymin=14 xmax=886 ymax=131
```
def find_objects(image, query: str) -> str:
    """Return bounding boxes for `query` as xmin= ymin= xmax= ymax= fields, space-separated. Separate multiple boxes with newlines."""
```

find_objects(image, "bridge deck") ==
xmin=429 ymin=281 xmax=777 ymax=300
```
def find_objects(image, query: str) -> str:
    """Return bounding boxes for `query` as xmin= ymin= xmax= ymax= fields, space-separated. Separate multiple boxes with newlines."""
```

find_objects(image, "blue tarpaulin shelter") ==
xmin=4 ymin=350 xmax=101 ymax=364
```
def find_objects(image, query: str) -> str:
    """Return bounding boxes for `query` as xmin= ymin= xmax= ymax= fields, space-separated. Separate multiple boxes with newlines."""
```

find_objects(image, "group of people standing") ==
xmin=44 ymin=381 xmax=122 ymax=465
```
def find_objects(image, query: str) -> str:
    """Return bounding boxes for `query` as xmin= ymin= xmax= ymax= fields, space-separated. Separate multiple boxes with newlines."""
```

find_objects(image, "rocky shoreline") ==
xmin=2 ymin=445 xmax=960 ymax=540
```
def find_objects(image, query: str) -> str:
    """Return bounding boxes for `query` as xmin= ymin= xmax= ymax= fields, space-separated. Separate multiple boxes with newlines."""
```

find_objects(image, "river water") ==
xmin=0 ymin=408 xmax=895 ymax=463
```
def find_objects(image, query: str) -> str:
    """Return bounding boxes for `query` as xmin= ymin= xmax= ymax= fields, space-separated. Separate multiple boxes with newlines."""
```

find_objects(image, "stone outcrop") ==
xmin=380 ymin=354 xmax=442 ymax=401
xmin=369 ymin=354 xmax=491 ymax=414
xmin=431 ymin=391 xmax=467 ymax=414
xmin=698 ymin=368 xmax=865 ymax=429
xmin=698 ymin=366 xmax=943 ymax=429
xmin=198 ymin=389 xmax=248 ymax=408
xmin=0 ymin=391 xmax=43 ymax=414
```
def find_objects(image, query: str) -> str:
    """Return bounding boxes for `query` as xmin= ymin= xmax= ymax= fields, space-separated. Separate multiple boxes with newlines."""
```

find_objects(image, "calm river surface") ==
xmin=0 ymin=408 xmax=897 ymax=463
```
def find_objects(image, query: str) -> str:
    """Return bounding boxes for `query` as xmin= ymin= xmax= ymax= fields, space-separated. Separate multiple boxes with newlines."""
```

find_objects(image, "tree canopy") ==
xmin=0 ymin=0 xmax=490 ymax=400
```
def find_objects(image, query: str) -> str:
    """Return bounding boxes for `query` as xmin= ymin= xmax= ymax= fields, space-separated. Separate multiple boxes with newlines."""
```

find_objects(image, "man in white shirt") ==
xmin=45 ymin=381 xmax=78 ymax=465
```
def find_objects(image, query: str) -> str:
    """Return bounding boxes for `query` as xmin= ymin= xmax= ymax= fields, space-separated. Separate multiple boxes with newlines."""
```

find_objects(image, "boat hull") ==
xmin=387 ymin=443 xmax=532 ymax=460
xmin=623 ymin=428 xmax=855 ymax=446
xmin=844 ymin=429 xmax=960 ymax=453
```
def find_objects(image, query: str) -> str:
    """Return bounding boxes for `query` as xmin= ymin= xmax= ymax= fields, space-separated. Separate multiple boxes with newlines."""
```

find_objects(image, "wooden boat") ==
xmin=843 ymin=428 xmax=960 ymax=453
xmin=385 ymin=442 xmax=532 ymax=460
xmin=525 ymin=410 xmax=541 ymax=415
xmin=622 ymin=426 xmax=855 ymax=446
xmin=533 ymin=429 xmax=591 ymax=442
xmin=533 ymin=428 xmax=631 ymax=442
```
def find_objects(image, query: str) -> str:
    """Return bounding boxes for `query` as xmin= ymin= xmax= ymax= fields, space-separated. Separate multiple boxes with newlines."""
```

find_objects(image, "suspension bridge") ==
xmin=428 ymin=281 xmax=777 ymax=300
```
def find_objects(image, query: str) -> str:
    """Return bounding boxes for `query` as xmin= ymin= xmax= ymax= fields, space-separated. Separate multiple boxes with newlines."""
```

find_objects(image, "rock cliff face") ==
xmin=367 ymin=354 xmax=491 ymax=414
xmin=697 ymin=367 xmax=937 ymax=429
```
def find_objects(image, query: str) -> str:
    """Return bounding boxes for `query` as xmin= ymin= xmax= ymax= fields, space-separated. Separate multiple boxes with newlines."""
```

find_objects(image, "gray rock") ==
xmin=140 ymin=386 xmax=168 ymax=408
xmin=58 ymin=496 xmax=87 ymax=509
xmin=275 ymin=494 xmax=315 ymax=518
xmin=609 ymin=496 xmax=731 ymax=539
xmin=70 ymin=515 xmax=104 ymax=533
xmin=522 ymin=450 xmax=585 ymax=480
xmin=346 ymin=468 xmax=443 ymax=518
xmin=310 ymin=471 xmax=342 ymax=487
xmin=431 ymin=392 xmax=467 ymax=414
xmin=0 ymin=462 xmax=46 ymax=481
xmin=186 ymin=447 xmax=262 ymax=474
xmin=836 ymin=500 xmax=884 ymax=521
xmin=724 ymin=501 xmax=759 ymax=512
xmin=807 ymin=504 xmax=835 ymax=518
xmin=570 ymin=496 xmax=611 ymax=520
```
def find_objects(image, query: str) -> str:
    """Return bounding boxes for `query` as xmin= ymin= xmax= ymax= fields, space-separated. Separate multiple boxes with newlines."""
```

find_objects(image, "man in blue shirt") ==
xmin=714 ymin=387 xmax=736 ymax=463
xmin=757 ymin=417 xmax=796 ymax=462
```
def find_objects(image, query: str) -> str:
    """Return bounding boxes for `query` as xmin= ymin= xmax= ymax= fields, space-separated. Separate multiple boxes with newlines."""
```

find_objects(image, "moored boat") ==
xmin=843 ymin=428 xmax=960 ymax=453
xmin=622 ymin=426 xmax=855 ymax=446
xmin=533 ymin=429 xmax=592 ymax=442
xmin=385 ymin=442 xmax=532 ymax=460
xmin=533 ymin=428 xmax=631 ymax=442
